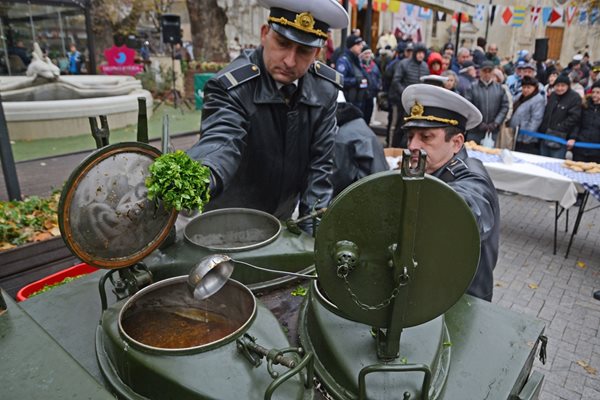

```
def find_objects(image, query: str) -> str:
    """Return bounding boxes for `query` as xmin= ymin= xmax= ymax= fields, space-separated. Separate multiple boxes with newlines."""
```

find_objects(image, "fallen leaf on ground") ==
xmin=49 ymin=226 xmax=61 ymax=236
xmin=576 ymin=261 xmax=587 ymax=269
xmin=0 ymin=242 xmax=17 ymax=251
xmin=32 ymin=232 xmax=53 ymax=242
xmin=576 ymin=360 xmax=597 ymax=375
xmin=495 ymin=281 xmax=505 ymax=287
xmin=528 ymin=283 xmax=538 ymax=289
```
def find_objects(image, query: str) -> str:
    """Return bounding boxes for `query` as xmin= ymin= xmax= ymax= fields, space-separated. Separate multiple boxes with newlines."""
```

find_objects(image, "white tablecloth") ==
xmin=468 ymin=151 xmax=579 ymax=209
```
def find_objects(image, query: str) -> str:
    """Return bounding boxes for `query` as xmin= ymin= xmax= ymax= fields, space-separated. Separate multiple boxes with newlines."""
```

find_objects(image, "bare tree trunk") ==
xmin=90 ymin=0 xmax=114 ymax=64
xmin=186 ymin=0 xmax=229 ymax=63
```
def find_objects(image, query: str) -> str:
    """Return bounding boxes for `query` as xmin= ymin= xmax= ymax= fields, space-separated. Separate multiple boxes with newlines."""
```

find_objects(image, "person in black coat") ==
xmin=539 ymin=74 xmax=582 ymax=159
xmin=331 ymin=95 xmax=389 ymax=196
xmin=402 ymin=84 xmax=500 ymax=301
xmin=187 ymin=1 xmax=348 ymax=228
xmin=570 ymin=81 xmax=600 ymax=162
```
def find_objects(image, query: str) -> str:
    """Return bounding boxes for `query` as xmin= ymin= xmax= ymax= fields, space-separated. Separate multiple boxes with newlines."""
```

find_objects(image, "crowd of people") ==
xmin=327 ymin=33 xmax=600 ymax=163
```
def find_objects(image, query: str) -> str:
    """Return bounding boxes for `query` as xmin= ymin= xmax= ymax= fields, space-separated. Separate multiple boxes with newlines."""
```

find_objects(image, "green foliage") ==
xmin=28 ymin=275 xmax=86 ymax=298
xmin=291 ymin=285 xmax=308 ymax=297
xmin=146 ymin=150 xmax=211 ymax=212
xmin=0 ymin=191 xmax=60 ymax=248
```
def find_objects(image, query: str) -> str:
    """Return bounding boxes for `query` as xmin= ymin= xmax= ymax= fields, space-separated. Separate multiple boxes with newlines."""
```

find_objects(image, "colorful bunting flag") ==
xmin=475 ymin=5 xmax=486 ymax=22
xmin=405 ymin=4 xmax=415 ymax=17
xmin=501 ymin=6 xmax=513 ymax=26
xmin=357 ymin=0 xmax=366 ymax=11
xmin=579 ymin=9 xmax=588 ymax=25
xmin=549 ymin=7 xmax=563 ymax=26
xmin=436 ymin=11 xmax=446 ymax=22
xmin=388 ymin=0 xmax=400 ymax=13
xmin=489 ymin=5 xmax=497 ymax=25
xmin=591 ymin=8 xmax=600 ymax=25
xmin=418 ymin=7 xmax=432 ymax=20
xmin=373 ymin=0 xmax=388 ymax=12
xmin=530 ymin=6 xmax=541 ymax=26
xmin=542 ymin=7 xmax=552 ymax=25
xmin=512 ymin=6 xmax=526 ymax=27
xmin=566 ymin=6 xmax=577 ymax=26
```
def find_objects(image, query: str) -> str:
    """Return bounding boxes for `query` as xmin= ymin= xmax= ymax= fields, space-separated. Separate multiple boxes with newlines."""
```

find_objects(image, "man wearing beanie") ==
xmin=571 ymin=80 xmax=600 ymax=163
xmin=388 ymin=42 xmax=430 ymax=147
xmin=336 ymin=35 xmax=369 ymax=111
xmin=538 ymin=73 xmax=582 ymax=158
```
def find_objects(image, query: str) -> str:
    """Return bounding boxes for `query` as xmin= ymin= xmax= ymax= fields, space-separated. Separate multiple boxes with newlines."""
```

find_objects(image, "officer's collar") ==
xmin=253 ymin=47 xmax=322 ymax=107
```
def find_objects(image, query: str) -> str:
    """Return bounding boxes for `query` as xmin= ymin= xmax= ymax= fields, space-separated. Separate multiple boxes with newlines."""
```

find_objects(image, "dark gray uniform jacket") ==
xmin=431 ymin=147 xmax=500 ymax=301
xmin=188 ymin=48 xmax=342 ymax=219
xmin=331 ymin=103 xmax=389 ymax=197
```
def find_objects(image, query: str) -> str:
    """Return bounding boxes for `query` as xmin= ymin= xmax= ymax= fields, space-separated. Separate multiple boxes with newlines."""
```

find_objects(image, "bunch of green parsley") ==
xmin=146 ymin=150 xmax=211 ymax=212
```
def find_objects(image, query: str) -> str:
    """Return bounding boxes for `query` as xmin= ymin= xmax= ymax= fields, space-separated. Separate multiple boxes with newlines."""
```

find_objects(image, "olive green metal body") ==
xmin=299 ymin=286 xmax=546 ymax=400
xmin=144 ymin=209 xmax=316 ymax=290
xmin=98 ymin=277 xmax=312 ymax=400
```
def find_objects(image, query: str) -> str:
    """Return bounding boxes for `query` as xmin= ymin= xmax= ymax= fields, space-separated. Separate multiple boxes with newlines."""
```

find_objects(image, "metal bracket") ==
xmin=89 ymin=115 xmax=110 ymax=149
xmin=358 ymin=363 xmax=432 ymax=400
xmin=98 ymin=263 xmax=153 ymax=311
xmin=0 ymin=290 xmax=7 ymax=316
xmin=401 ymin=149 xmax=427 ymax=179
xmin=334 ymin=240 xmax=359 ymax=278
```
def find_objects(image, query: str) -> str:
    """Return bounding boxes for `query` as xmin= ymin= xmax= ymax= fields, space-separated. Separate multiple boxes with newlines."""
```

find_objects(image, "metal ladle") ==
xmin=187 ymin=254 xmax=317 ymax=300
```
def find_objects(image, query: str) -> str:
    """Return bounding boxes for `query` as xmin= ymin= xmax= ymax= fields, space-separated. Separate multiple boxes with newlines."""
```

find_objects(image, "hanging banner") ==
xmin=501 ymin=6 xmax=513 ymax=26
xmin=474 ymin=4 xmax=486 ymax=22
xmin=436 ymin=11 xmax=447 ymax=21
xmin=405 ymin=4 xmax=415 ymax=17
xmin=512 ymin=6 xmax=526 ymax=27
xmin=579 ymin=9 xmax=588 ymax=25
xmin=566 ymin=6 xmax=577 ymax=26
xmin=591 ymin=8 xmax=600 ymax=25
xmin=548 ymin=7 xmax=564 ymax=26
xmin=489 ymin=5 xmax=497 ymax=25
xmin=542 ymin=7 xmax=552 ymax=26
xmin=418 ymin=7 xmax=433 ymax=20
xmin=530 ymin=6 xmax=541 ymax=26
xmin=388 ymin=0 xmax=400 ymax=13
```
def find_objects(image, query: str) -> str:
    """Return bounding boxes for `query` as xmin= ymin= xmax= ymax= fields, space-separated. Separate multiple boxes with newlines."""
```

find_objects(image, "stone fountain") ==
xmin=1 ymin=43 xmax=153 ymax=141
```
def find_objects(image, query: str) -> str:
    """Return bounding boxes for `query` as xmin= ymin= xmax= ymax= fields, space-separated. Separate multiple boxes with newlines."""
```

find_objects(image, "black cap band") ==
xmin=404 ymin=104 xmax=468 ymax=131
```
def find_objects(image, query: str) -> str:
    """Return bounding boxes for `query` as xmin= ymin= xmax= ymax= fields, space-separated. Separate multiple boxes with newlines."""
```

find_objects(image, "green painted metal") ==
xmin=145 ymin=223 xmax=315 ymax=289
xmin=0 ymin=289 xmax=114 ymax=399
xmin=299 ymin=290 xmax=546 ymax=400
xmin=314 ymin=170 xmax=480 ymax=329
xmin=300 ymin=285 xmax=450 ymax=400
xmin=98 ymin=282 xmax=312 ymax=400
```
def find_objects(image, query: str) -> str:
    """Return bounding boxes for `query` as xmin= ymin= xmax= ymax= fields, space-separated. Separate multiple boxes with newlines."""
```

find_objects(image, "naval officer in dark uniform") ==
xmin=187 ymin=0 xmax=348 ymax=225
xmin=401 ymin=84 xmax=500 ymax=301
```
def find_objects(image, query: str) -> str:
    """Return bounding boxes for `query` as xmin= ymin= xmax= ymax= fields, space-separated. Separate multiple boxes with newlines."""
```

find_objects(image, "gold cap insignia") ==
xmin=403 ymin=100 xmax=459 ymax=126
xmin=295 ymin=12 xmax=315 ymax=30
xmin=268 ymin=11 xmax=328 ymax=39
xmin=410 ymin=101 xmax=424 ymax=117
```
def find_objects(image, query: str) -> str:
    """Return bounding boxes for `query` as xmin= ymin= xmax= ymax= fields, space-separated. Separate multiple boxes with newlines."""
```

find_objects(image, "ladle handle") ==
xmin=233 ymin=259 xmax=317 ymax=280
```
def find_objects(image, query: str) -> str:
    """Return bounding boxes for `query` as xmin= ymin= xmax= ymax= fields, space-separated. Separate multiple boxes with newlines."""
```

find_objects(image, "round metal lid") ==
xmin=314 ymin=170 xmax=480 ymax=328
xmin=59 ymin=142 xmax=177 ymax=269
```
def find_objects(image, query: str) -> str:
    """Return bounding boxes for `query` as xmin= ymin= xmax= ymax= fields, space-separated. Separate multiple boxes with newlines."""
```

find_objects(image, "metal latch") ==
xmin=538 ymin=335 xmax=548 ymax=365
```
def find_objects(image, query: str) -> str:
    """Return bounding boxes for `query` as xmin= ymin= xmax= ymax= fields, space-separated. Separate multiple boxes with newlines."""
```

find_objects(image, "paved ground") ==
xmin=2 ymin=112 xmax=600 ymax=399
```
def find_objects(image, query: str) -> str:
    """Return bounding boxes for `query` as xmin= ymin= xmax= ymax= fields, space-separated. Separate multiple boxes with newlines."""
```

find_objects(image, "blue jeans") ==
xmin=539 ymin=141 xmax=566 ymax=159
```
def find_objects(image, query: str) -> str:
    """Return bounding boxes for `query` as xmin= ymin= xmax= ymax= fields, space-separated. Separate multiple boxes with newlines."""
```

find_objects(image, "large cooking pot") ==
xmin=97 ymin=275 xmax=314 ymax=400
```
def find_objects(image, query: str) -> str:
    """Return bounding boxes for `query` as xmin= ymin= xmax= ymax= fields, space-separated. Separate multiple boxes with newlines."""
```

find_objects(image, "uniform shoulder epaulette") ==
xmin=313 ymin=61 xmax=344 ymax=89
xmin=217 ymin=63 xmax=260 ymax=90
xmin=445 ymin=157 xmax=469 ymax=177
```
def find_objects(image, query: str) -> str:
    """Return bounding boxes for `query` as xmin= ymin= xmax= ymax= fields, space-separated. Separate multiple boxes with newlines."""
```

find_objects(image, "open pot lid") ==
xmin=59 ymin=142 xmax=177 ymax=269
xmin=314 ymin=170 xmax=480 ymax=328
